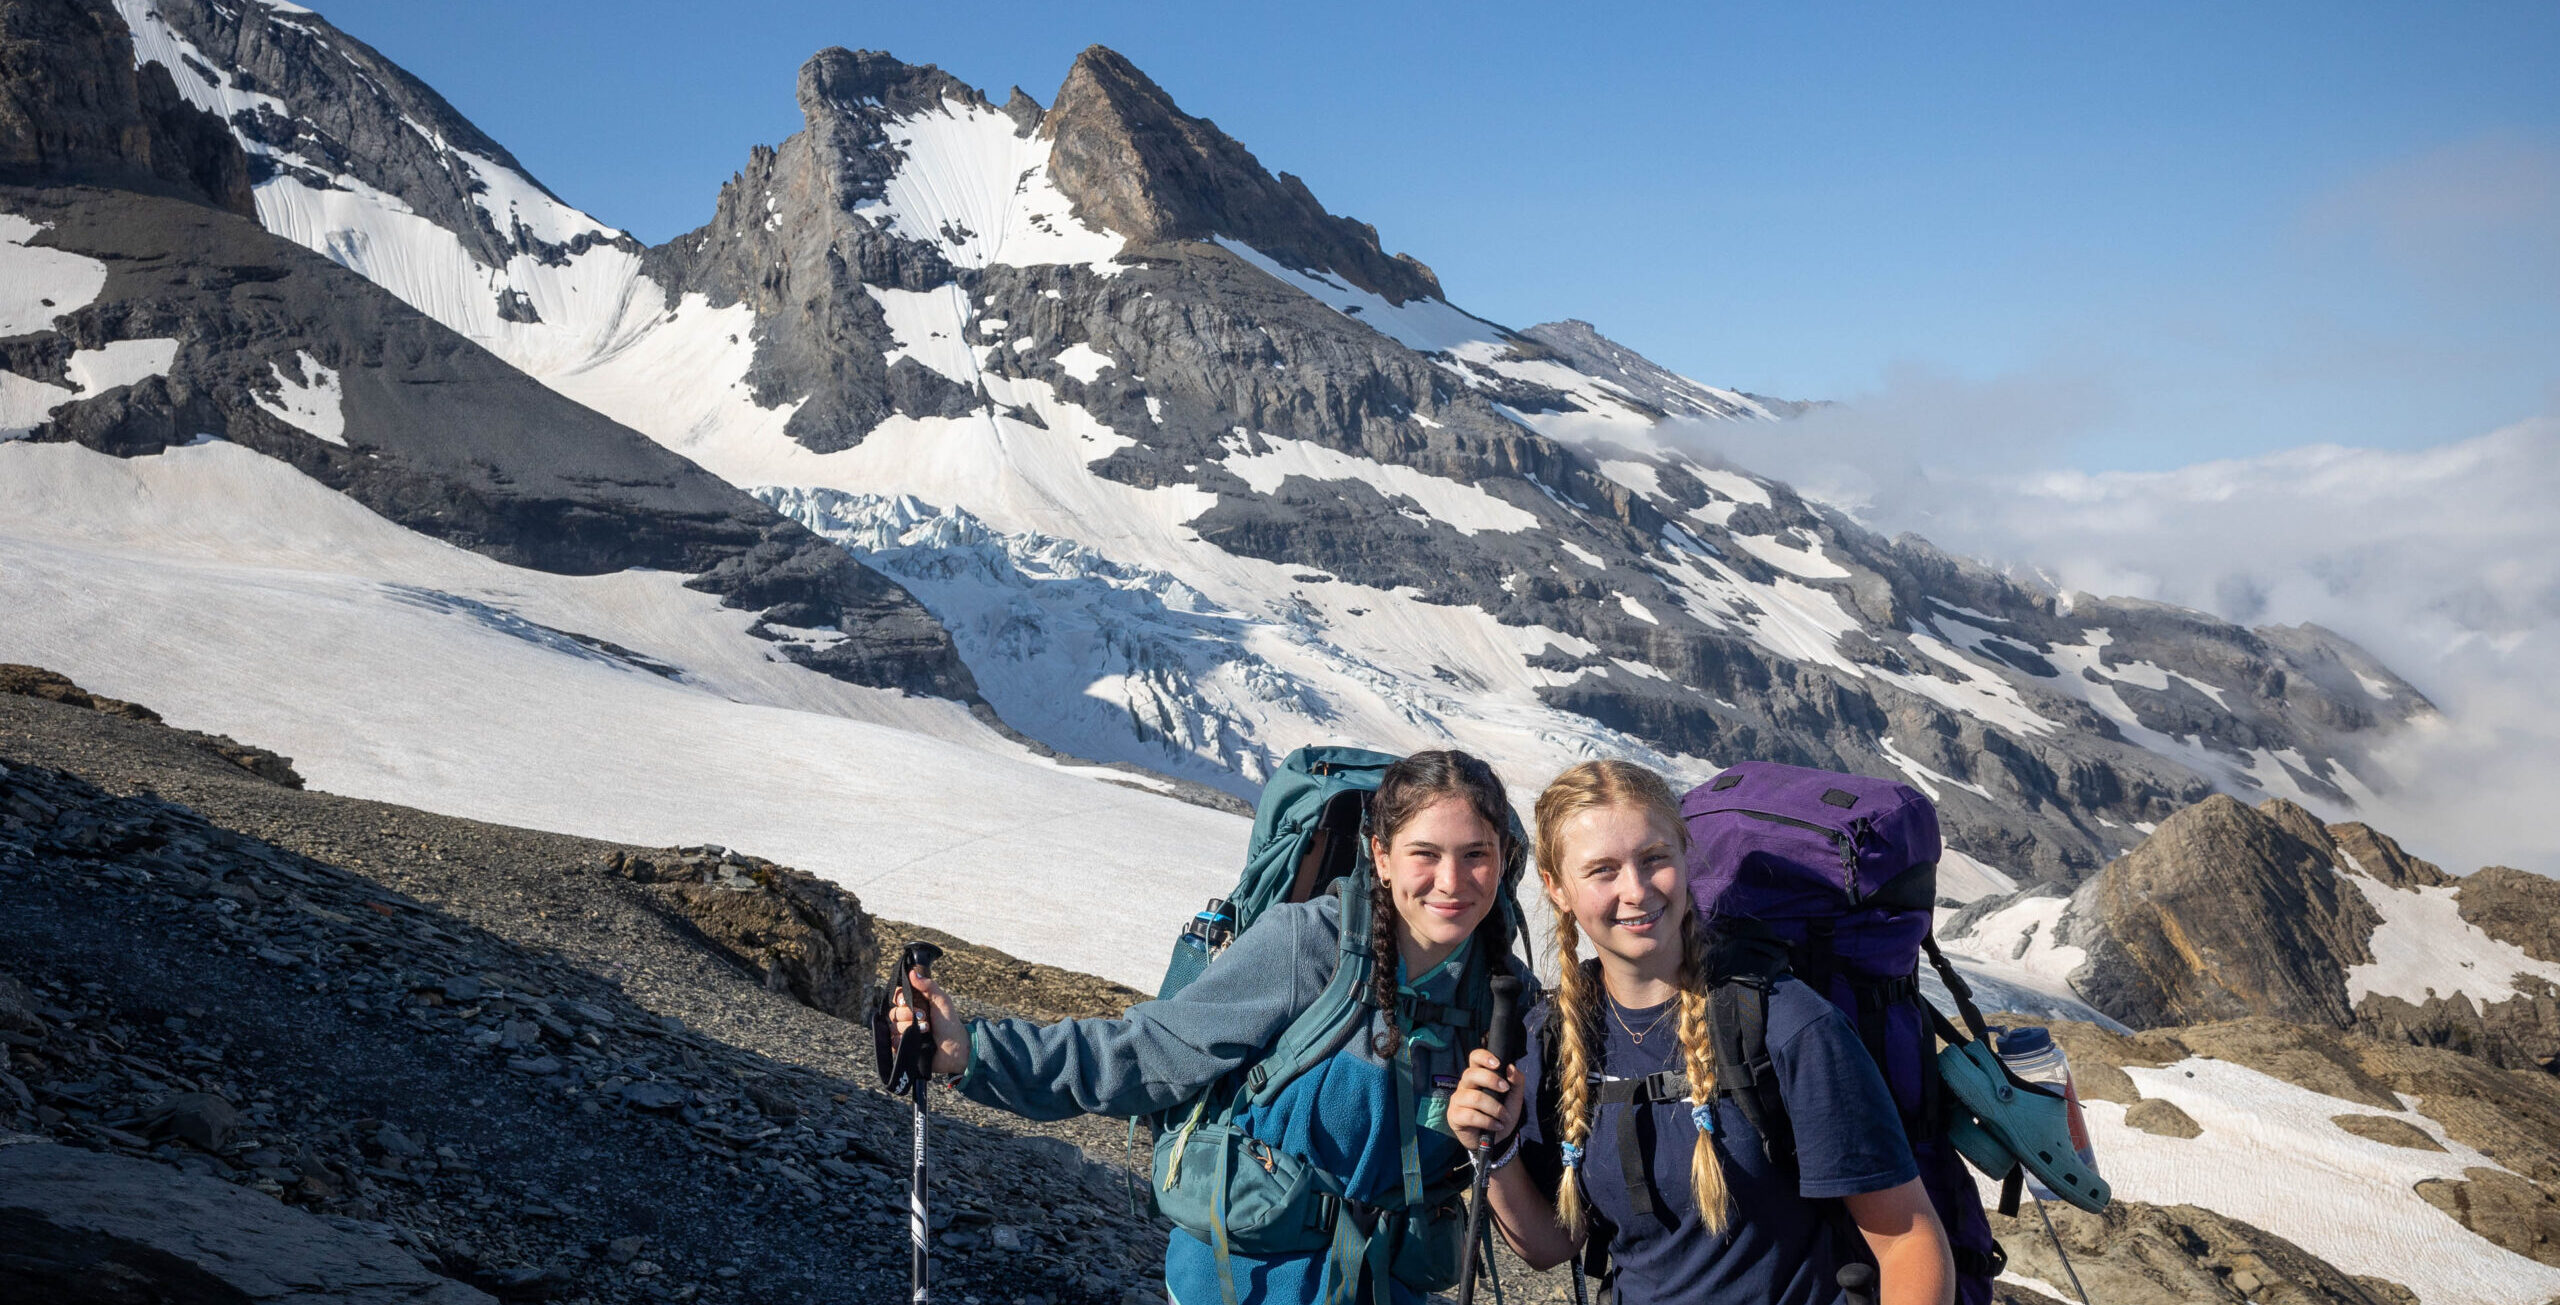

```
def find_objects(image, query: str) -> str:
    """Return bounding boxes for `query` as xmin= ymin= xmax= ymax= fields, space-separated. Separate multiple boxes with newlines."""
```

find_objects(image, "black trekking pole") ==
xmin=1457 ymin=975 xmax=1524 ymax=1305
xmin=871 ymin=942 xmax=946 ymax=1305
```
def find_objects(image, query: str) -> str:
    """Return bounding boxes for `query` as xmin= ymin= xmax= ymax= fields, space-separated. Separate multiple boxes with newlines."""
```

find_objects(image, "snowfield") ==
xmin=2073 ymin=1058 xmax=2560 ymax=1305
xmin=0 ymin=439 xmax=1242 ymax=989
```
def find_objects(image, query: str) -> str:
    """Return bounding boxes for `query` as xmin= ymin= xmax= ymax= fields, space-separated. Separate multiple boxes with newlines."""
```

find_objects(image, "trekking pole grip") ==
xmin=1486 ymin=975 xmax=1522 ymax=1066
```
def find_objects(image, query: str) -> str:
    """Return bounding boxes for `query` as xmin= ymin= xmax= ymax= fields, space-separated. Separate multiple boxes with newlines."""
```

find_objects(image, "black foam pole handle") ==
xmin=1487 ymin=975 xmax=1523 ymax=1066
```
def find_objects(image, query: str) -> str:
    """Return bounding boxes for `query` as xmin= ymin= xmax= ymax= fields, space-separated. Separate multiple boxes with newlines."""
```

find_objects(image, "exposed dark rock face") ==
xmin=2067 ymin=796 xmax=2380 ymax=1028
xmin=2040 ymin=792 xmax=2560 ymax=1071
xmin=1042 ymin=46 xmax=1441 ymax=305
xmin=637 ymin=48 xmax=983 ymax=453
xmin=2354 ymin=979 xmax=2560 ymax=1075
xmin=0 ymin=1136 xmax=497 ymax=1304
xmin=0 ymin=0 xmax=250 ymax=213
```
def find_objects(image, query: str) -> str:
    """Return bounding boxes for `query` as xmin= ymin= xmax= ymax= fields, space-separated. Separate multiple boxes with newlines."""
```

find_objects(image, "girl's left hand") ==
xmin=1448 ymin=1047 xmax=1526 ymax=1151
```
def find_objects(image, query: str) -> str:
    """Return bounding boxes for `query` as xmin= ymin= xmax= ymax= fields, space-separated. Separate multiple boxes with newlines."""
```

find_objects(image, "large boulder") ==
xmin=2068 ymin=796 xmax=2379 ymax=1029
xmin=0 ymin=1134 xmax=492 ymax=1303
xmin=1994 ymin=1199 xmax=2416 ymax=1305
xmin=609 ymin=846 xmax=878 ymax=1019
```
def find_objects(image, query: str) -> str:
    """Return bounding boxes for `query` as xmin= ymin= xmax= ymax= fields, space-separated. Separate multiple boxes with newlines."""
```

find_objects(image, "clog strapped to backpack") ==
xmin=1926 ymin=1002 xmax=2110 ymax=1215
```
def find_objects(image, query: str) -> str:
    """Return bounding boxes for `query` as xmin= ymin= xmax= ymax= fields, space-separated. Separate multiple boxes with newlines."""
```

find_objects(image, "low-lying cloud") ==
xmin=1675 ymin=397 xmax=2559 ymax=876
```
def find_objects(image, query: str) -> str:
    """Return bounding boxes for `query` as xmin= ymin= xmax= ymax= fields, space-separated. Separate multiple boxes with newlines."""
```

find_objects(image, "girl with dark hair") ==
xmin=890 ymin=750 xmax=1535 ymax=1304
xmin=1449 ymin=760 xmax=1952 ymax=1305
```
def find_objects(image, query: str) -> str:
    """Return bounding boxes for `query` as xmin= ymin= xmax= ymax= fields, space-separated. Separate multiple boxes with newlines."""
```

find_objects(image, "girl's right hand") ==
xmin=1449 ymin=1047 xmax=1526 ymax=1151
xmin=887 ymin=966 xmax=969 ymax=1077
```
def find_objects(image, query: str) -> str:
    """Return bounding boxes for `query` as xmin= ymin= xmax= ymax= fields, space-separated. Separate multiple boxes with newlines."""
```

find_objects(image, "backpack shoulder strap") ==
xmin=1242 ymin=875 xmax=1376 ymax=1105
xmin=1708 ymin=975 xmax=1791 ymax=1167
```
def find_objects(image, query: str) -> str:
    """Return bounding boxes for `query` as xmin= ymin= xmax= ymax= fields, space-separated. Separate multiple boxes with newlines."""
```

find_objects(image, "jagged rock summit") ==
xmin=1040 ymin=44 xmax=1444 ymax=304
xmin=4 ymin=0 xmax=2448 ymax=930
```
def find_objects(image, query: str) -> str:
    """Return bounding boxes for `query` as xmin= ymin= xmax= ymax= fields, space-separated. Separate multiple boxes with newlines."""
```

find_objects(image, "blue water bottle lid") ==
xmin=1995 ymin=1025 xmax=2053 ymax=1055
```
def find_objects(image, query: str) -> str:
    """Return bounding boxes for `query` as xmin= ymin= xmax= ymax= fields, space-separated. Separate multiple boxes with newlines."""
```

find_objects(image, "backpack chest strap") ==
xmin=1588 ymin=1067 xmax=1689 ymax=1106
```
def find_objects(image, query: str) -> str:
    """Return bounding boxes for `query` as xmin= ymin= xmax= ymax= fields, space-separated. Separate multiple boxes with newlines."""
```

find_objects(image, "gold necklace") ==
xmin=1605 ymin=996 xmax=1674 ymax=1045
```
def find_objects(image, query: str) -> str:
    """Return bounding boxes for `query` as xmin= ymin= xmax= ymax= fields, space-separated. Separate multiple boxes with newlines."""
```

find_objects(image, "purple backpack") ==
xmin=1683 ymin=761 xmax=2007 ymax=1305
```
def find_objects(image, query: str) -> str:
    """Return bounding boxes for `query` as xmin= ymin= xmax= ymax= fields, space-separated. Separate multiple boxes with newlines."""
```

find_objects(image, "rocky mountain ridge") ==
xmin=56 ymin=0 xmax=2445 ymax=885
xmin=1946 ymin=794 xmax=2560 ymax=1073
xmin=0 ymin=0 xmax=976 ymax=701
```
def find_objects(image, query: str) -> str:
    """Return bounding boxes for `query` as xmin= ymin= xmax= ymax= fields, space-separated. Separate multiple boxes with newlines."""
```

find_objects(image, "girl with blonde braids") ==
xmin=1448 ymin=760 xmax=1952 ymax=1305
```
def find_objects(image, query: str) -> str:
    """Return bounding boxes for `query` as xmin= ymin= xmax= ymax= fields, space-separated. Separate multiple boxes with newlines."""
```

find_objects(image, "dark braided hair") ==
xmin=1365 ymin=749 xmax=1520 ymax=1056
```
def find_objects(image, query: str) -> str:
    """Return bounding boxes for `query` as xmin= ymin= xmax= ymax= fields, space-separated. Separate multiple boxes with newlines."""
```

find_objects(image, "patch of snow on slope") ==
xmin=2342 ymin=875 xmax=2560 ymax=1006
xmin=1596 ymin=459 xmax=1660 ymax=498
xmin=1936 ymin=847 xmax=2019 ymax=903
xmin=1219 ymin=432 xmax=1540 ymax=536
xmin=2087 ymin=1058 xmax=2560 ymax=1305
xmin=456 ymin=150 xmax=624 ymax=246
xmin=0 ymin=214 xmax=108 ymax=334
xmin=0 ymin=371 xmax=73 ymax=441
xmin=63 ymin=339 xmax=179 ymax=396
xmin=114 ymin=1 xmax=289 ymax=124
xmin=1681 ymin=459 xmax=1772 ymax=507
xmin=254 ymin=170 xmax=658 ymax=378
xmin=855 ymin=98 xmax=1124 ymax=273
xmin=1877 ymin=734 xmax=1993 ymax=801
xmin=866 ymin=285 xmax=981 ymax=386
xmin=1052 ymin=342 xmax=1113 ymax=384
xmin=0 ymin=221 xmax=180 ymax=437
xmin=1213 ymin=237 xmax=1497 ymax=353
xmin=0 ymin=438 xmax=1240 ymax=987
xmin=251 ymin=351 xmax=345 ymax=445
xmin=1729 ymin=526 xmax=1851 ymax=579
xmin=1936 ymin=892 xmax=2090 ymax=1006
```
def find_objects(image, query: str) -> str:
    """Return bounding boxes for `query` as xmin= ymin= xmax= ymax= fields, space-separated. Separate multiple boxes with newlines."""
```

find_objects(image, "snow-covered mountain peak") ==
xmin=112 ymin=0 xmax=628 ymax=268
xmin=61 ymin=6 xmax=2445 ymax=887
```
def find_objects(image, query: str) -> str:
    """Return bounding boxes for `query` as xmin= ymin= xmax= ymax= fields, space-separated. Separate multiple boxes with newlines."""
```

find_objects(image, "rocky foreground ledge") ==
xmin=0 ymin=679 xmax=1167 ymax=1304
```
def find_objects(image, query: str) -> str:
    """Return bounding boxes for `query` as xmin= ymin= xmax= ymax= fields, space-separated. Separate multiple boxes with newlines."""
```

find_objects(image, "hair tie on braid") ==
xmin=1691 ymin=1102 xmax=1715 ymax=1136
xmin=1559 ymin=1142 xmax=1584 ymax=1167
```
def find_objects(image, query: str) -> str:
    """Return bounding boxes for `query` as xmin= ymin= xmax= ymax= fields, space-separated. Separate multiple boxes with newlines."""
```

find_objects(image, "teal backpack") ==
xmin=1147 ymin=746 xmax=1526 ymax=1305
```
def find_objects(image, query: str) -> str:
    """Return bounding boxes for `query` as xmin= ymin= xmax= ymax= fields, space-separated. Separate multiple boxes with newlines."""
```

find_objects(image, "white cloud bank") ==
xmin=1681 ymin=405 xmax=2559 ymax=877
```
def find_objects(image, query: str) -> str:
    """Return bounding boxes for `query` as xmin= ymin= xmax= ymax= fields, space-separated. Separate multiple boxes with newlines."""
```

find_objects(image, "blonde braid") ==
xmin=1677 ymin=908 xmax=1732 ymax=1235
xmin=1552 ymin=912 xmax=1597 ymax=1239
xmin=1535 ymin=759 xmax=1717 ymax=1241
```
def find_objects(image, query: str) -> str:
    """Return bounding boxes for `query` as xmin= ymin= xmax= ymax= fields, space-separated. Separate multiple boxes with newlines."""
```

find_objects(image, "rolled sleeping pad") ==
xmin=1934 ymin=1040 xmax=2110 ymax=1213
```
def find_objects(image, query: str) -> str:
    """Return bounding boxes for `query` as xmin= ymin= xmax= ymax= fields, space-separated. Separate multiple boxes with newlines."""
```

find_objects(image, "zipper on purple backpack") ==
xmin=1727 ymin=809 xmax=1870 ymax=903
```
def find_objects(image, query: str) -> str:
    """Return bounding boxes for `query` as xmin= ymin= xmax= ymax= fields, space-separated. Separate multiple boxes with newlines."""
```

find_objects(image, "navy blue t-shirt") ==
xmin=1517 ymin=975 xmax=1917 ymax=1305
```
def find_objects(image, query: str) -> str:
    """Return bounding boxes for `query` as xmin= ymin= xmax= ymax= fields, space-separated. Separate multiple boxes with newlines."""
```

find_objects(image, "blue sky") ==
xmin=308 ymin=0 xmax=2558 ymax=471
